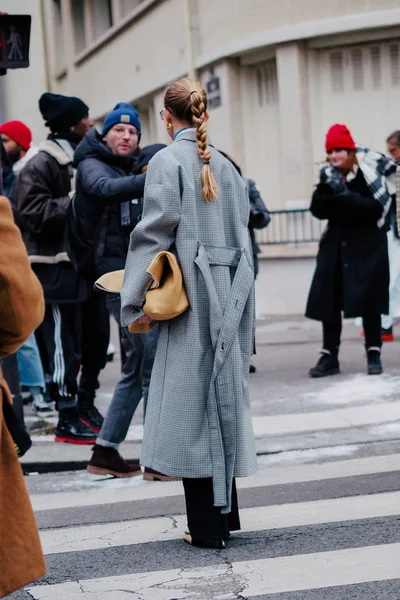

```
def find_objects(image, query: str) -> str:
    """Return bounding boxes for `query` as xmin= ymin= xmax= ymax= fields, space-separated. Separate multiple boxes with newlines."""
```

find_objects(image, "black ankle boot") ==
xmin=309 ymin=351 xmax=340 ymax=378
xmin=78 ymin=391 xmax=104 ymax=433
xmin=367 ymin=348 xmax=383 ymax=375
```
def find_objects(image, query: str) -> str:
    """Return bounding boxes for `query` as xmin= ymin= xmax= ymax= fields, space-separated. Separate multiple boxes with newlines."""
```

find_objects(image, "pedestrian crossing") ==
xmin=27 ymin=544 xmax=400 ymax=599
xmin=17 ymin=447 xmax=400 ymax=600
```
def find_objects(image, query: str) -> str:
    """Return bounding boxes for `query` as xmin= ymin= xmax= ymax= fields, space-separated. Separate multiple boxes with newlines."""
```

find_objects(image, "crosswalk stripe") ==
xmin=251 ymin=402 xmax=400 ymax=437
xmin=30 ymin=453 xmax=400 ymax=512
xmin=30 ymin=400 xmax=400 ymax=444
xmin=27 ymin=543 xmax=400 ymax=599
xmin=39 ymin=490 xmax=400 ymax=555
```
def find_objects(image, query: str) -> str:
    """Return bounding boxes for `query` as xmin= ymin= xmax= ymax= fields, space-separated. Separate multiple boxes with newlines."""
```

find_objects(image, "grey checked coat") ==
xmin=121 ymin=129 xmax=257 ymax=513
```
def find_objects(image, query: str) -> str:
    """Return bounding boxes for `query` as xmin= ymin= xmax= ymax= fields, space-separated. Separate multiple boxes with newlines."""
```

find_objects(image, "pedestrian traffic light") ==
xmin=0 ymin=14 xmax=31 ymax=73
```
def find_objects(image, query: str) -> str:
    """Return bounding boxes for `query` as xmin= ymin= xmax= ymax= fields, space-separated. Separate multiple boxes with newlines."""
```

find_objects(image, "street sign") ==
xmin=206 ymin=76 xmax=222 ymax=109
xmin=0 ymin=14 xmax=31 ymax=70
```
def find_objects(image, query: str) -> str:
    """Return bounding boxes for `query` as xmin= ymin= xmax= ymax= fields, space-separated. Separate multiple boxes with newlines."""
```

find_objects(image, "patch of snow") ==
xmin=303 ymin=373 xmax=400 ymax=406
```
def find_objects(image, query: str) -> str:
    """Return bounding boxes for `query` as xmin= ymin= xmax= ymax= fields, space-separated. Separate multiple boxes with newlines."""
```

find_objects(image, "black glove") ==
xmin=317 ymin=180 xmax=348 ymax=198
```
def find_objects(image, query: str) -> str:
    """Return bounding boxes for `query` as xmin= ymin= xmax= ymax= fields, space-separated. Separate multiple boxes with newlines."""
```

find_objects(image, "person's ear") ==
xmin=164 ymin=108 xmax=173 ymax=127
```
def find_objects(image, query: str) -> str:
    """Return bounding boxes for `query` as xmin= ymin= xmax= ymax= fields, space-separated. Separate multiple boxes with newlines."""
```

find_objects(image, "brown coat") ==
xmin=0 ymin=196 xmax=46 ymax=598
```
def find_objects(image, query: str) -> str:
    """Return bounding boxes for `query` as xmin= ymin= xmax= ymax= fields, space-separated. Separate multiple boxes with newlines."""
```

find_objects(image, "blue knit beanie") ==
xmin=102 ymin=103 xmax=141 ymax=138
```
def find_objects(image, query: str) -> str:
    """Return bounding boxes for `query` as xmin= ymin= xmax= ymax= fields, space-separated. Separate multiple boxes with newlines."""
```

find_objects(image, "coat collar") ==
xmin=38 ymin=139 xmax=73 ymax=165
xmin=174 ymin=128 xmax=214 ymax=148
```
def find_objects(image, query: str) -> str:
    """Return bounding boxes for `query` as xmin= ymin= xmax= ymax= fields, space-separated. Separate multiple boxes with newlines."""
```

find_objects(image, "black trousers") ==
xmin=79 ymin=291 xmax=110 ymax=398
xmin=36 ymin=303 xmax=82 ymax=410
xmin=323 ymin=257 xmax=381 ymax=352
xmin=323 ymin=311 xmax=381 ymax=352
xmin=182 ymin=478 xmax=240 ymax=542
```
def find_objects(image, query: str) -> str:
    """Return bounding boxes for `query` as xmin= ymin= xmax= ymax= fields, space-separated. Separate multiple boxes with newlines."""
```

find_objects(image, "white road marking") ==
xmin=30 ymin=453 xmax=400 ymax=512
xmin=39 ymin=490 xmax=400 ymax=555
xmin=27 ymin=543 xmax=400 ymax=598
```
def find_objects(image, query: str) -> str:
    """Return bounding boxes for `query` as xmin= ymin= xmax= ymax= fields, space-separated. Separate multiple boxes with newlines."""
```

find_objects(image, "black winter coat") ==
xmin=11 ymin=138 xmax=88 ymax=303
xmin=306 ymin=169 xmax=389 ymax=322
xmin=73 ymin=129 xmax=146 ymax=280
xmin=245 ymin=178 xmax=270 ymax=278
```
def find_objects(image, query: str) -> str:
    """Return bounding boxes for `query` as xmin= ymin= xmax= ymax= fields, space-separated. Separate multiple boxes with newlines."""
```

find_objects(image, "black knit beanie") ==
xmin=39 ymin=93 xmax=89 ymax=132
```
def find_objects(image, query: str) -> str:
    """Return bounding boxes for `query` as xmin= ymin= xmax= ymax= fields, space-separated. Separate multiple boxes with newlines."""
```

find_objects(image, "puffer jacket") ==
xmin=73 ymin=128 xmax=146 ymax=279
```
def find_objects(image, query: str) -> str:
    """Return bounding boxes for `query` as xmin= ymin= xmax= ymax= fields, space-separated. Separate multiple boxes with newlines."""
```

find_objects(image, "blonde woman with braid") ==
xmin=121 ymin=78 xmax=257 ymax=548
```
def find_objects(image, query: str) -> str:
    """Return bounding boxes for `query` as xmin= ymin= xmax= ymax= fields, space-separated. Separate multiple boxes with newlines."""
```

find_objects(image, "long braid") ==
xmin=190 ymin=90 xmax=218 ymax=201
xmin=164 ymin=77 xmax=218 ymax=202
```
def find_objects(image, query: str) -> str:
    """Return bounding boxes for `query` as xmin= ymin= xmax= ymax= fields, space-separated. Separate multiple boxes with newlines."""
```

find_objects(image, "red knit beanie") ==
xmin=325 ymin=124 xmax=356 ymax=152
xmin=0 ymin=120 xmax=32 ymax=151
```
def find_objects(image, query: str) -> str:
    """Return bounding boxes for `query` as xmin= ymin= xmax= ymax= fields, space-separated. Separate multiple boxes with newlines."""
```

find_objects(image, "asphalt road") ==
xmin=8 ymin=316 xmax=400 ymax=599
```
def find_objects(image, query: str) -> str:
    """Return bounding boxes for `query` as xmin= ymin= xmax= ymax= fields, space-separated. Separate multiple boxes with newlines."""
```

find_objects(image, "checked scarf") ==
xmin=320 ymin=144 xmax=397 ymax=229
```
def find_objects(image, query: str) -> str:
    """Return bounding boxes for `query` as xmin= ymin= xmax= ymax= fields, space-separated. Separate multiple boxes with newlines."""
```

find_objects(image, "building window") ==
xmin=120 ymin=0 xmax=144 ymax=19
xmin=91 ymin=0 xmax=113 ymax=39
xmin=389 ymin=43 xmax=400 ymax=87
xmin=53 ymin=0 xmax=66 ymax=72
xmin=329 ymin=51 xmax=344 ymax=93
xmin=72 ymin=0 xmax=86 ymax=53
xmin=351 ymin=48 xmax=364 ymax=91
xmin=256 ymin=61 xmax=278 ymax=106
xmin=370 ymin=46 xmax=382 ymax=89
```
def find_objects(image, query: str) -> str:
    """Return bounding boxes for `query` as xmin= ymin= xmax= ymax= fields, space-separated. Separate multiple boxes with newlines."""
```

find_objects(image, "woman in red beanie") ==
xmin=306 ymin=124 xmax=396 ymax=376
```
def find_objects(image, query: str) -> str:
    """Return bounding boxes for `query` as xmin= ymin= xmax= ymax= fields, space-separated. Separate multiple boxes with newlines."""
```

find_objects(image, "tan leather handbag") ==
xmin=95 ymin=251 xmax=189 ymax=333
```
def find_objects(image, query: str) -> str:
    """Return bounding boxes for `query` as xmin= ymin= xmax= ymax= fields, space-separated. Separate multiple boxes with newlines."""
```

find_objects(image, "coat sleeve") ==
xmin=0 ymin=197 xmax=45 ymax=358
xmin=332 ymin=190 xmax=383 ymax=221
xmin=78 ymin=159 xmax=146 ymax=204
xmin=121 ymin=152 xmax=181 ymax=326
xmin=311 ymin=184 xmax=383 ymax=222
xmin=247 ymin=178 xmax=270 ymax=229
xmin=310 ymin=188 xmax=334 ymax=220
xmin=12 ymin=154 xmax=70 ymax=235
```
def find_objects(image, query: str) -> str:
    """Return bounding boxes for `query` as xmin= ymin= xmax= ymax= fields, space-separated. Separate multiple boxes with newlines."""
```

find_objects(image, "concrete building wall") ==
xmin=255 ymin=256 xmax=315 ymax=317
xmin=194 ymin=0 xmax=400 ymax=60
xmin=45 ymin=0 xmax=188 ymax=120
xmin=2 ymin=1 xmax=400 ymax=315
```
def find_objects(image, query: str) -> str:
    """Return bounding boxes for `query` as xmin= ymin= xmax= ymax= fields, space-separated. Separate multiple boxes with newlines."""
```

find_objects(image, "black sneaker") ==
xmin=55 ymin=408 xmax=97 ymax=444
xmin=249 ymin=364 xmax=256 ymax=374
xmin=78 ymin=392 xmax=104 ymax=433
xmin=309 ymin=351 xmax=340 ymax=378
xmin=367 ymin=349 xmax=383 ymax=375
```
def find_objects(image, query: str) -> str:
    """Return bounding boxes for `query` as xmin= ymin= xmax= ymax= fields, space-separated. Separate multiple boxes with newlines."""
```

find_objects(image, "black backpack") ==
xmin=66 ymin=194 xmax=109 ymax=282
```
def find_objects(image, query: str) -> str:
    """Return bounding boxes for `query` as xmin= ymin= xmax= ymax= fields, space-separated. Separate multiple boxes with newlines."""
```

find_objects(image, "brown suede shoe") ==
xmin=143 ymin=467 xmax=181 ymax=482
xmin=87 ymin=445 xmax=141 ymax=478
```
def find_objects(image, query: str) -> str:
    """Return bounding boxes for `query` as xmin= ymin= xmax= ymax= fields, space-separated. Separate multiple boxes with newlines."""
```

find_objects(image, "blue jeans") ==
xmin=17 ymin=333 xmax=45 ymax=389
xmin=96 ymin=295 xmax=159 ymax=449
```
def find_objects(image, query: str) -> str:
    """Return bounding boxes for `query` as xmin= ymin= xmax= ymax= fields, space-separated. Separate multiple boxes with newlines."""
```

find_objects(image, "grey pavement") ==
xmin=9 ymin=315 xmax=400 ymax=599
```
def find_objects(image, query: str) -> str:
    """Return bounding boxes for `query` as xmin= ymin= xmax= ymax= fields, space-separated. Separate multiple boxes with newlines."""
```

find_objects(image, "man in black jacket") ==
xmin=12 ymin=93 xmax=97 ymax=444
xmin=73 ymin=104 xmax=160 ymax=477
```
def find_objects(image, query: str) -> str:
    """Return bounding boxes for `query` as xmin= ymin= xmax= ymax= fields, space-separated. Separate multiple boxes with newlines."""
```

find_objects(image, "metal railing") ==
xmin=255 ymin=209 xmax=325 ymax=245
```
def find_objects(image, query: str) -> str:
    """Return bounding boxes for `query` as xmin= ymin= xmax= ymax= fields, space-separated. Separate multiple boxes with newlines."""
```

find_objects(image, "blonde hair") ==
xmin=164 ymin=77 xmax=218 ymax=201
